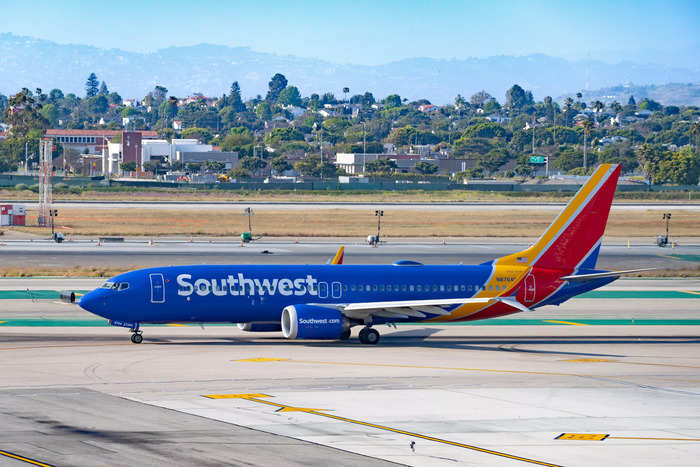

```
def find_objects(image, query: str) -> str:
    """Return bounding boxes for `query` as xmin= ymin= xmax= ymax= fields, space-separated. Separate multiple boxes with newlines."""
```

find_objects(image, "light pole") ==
xmin=375 ymin=209 xmax=384 ymax=245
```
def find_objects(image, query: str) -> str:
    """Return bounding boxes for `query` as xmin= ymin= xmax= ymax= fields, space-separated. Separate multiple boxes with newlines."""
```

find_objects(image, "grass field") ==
xmin=3 ymin=207 xmax=699 ymax=238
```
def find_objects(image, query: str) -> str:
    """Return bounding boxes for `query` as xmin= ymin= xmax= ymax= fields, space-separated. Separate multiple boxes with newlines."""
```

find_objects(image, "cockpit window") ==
xmin=101 ymin=281 xmax=116 ymax=289
xmin=118 ymin=282 xmax=130 ymax=291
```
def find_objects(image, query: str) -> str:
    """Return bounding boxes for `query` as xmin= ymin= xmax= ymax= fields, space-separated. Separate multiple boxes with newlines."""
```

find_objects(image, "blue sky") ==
xmin=3 ymin=0 xmax=699 ymax=66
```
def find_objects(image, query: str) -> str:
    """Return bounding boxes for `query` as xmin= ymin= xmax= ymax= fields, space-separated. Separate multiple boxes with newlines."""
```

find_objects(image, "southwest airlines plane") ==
xmin=75 ymin=164 xmax=648 ymax=344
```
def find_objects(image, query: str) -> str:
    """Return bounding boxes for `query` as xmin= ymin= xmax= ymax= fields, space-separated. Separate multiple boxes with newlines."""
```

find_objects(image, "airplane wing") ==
xmin=560 ymin=268 xmax=655 ymax=282
xmin=320 ymin=296 xmax=531 ymax=320
xmin=327 ymin=246 xmax=344 ymax=265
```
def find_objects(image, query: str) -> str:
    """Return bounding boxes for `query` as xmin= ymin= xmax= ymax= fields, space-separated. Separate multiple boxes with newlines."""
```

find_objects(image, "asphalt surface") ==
xmin=1 ymin=239 xmax=698 ymax=270
xmin=6 ymin=200 xmax=700 ymax=211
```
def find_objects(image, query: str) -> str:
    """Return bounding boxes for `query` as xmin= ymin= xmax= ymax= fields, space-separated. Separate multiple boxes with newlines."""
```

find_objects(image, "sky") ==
xmin=2 ymin=0 xmax=699 ymax=67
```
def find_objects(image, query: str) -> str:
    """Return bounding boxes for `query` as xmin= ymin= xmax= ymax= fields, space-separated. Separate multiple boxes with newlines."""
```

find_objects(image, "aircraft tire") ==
xmin=339 ymin=329 xmax=351 ymax=341
xmin=131 ymin=333 xmax=143 ymax=344
xmin=359 ymin=328 xmax=379 ymax=345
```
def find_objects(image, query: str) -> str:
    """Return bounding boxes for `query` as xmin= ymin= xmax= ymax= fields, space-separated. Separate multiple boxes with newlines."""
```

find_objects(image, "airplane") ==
xmin=73 ymin=164 xmax=651 ymax=344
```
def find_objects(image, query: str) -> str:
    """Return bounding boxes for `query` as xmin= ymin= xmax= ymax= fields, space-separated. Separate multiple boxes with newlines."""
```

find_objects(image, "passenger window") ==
xmin=409 ymin=285 xmax=415 ymax=292
xmin=350 ymin=284 xmax=356 ymax=291
xmin=440 ymin=285 xmax=445 ymax=292
xmin=366 ymin=285 xmax=371 ymax=292
xmin=432 ymin=285 xmax=438 ymax=292
xmin=416 ymin=285 xmax=422 ymax=292
xmin=446 ymin=285 xmax=452 ymax=292
xmin=372 ymin=284 xmax=378 ymax=291
xmin=401 ymin=284 xmax=407 ymax=292
xmin=489 ymin=285 xmax=493 ymax=291
xmin=343 ymin=284 xmax=348 ymax=291
xmin=460 ymin=285 xmax=466 ymax=291
xmin=394 ymin=284 xmax=400 ymax=292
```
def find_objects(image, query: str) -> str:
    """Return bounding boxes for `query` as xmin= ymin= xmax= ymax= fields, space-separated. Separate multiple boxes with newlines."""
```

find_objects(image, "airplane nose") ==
xmin=79 ymin=290 xmax=105 ymax=316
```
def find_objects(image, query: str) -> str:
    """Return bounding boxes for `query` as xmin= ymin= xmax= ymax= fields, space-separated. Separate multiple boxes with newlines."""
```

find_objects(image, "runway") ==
xmin=1 ymin=238 xmax=698 ymax=271
xmin=1 ymin=279 xmax=699 ymax=466
xmin=8 ymin=200 xmax=700 ymax=211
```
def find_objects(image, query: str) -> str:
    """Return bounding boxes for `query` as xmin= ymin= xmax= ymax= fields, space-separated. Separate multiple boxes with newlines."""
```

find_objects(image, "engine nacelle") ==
xmin=60 ymin=290 xmax=76 ymax=303
xmin=281 ymin=304 xmax=348 ymax=339
xmin=237 ymin=322 xmax=282 ymax=332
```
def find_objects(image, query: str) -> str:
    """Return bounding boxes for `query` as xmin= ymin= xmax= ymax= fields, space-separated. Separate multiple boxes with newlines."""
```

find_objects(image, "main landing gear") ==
xmin=358 ymin=327 xmax=380 ymax=345
xmin=339 ymin=329 xmax=351 ymax=341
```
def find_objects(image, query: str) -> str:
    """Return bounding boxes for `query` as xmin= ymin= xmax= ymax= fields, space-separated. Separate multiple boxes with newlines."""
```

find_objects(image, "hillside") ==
xmin=1 ymin=33 xmax=700 ymax=103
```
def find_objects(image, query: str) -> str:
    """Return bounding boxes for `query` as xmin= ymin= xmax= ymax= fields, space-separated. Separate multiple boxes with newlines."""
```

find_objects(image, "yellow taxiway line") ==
xmin=0 ymin=450 xmax=53 ymax=467
xmin=203 ymin=393 xmax=561 ymax=466
xmin=557 ymin=433 xmax=700 ymax=442
xmin=543 ymin=320 xmax=587 ymax=326
xmin=681 ymin=290 xmax=700 ymax=296
xmin=235 ymin=357 xmax=592 ymax=378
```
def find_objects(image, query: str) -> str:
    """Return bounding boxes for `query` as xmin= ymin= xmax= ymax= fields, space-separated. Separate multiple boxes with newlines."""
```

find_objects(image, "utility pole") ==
xmin=532 ymin=115 xmax=536 ymax=154
xmin=362 ymin=121 xmax=367 ymax=174
xmin=25 ymin=141 xmax=28 ymax=174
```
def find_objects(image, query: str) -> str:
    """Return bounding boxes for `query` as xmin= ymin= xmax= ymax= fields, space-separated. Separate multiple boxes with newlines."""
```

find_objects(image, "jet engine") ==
xmin=281 ymin=304 xmax=349 ymax=339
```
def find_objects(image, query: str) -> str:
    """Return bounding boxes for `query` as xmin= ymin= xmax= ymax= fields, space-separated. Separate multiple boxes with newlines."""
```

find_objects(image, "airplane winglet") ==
xmin=329 ymin=246 xmax=344 ymax=265
xmin=560 ymin=268 xmax=655 ymax=281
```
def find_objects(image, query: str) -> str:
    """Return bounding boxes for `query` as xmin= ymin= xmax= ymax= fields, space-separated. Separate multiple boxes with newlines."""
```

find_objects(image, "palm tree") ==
xmin=581 ymin=119 xmax=593 ymax=171
xmin=564 ymin=97 xmax=573 ymax=125
xmin=593 ymin=100 xmax=604 ymax=125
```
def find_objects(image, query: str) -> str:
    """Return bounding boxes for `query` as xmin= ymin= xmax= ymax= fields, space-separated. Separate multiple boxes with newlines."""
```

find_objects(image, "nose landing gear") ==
xmin=130 ymin=332 xmax=143 ymax=344
xmin=358 ymin=327 xmax=380 ymax=345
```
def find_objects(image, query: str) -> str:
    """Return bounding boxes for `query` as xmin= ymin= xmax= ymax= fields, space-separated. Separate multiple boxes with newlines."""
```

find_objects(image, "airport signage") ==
xmin=529 ymin=156 xmax=545 ymax=164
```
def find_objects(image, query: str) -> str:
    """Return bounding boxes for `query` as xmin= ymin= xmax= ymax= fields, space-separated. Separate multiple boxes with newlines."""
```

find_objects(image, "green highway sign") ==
xmin=529 ymin=156 xmax=545 ymax=164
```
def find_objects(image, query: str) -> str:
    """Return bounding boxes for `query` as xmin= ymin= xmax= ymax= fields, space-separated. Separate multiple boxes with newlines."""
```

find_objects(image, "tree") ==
xmin=255 ymin=102 xmax=272 ymax=121
xmin=229 ymin=81 xmax=245 ymax=112
xmin=153 ymin=86 xmax=168 ymax=104
xmin=382 ymin=94 xmax=402 ymax=108
xmin=88 ymin=95 xmax=109 ymax=114
xmin=366 ymin=159 xmax=397 ymax=173
xmin=505 ymin=84 xmax=533 ymax=111
xmin=5 ymin=88 xmax=49 ymax=136
xmin=470 ymin=91 xmax=492 ymax=108
xmin=240 ymin=155 xmax=267 ymax=174
xmin=270 ymin=155 xmax=292 ymax=174
xmin=159 ymin=97 xmax=178 ymax=119
xmin=636 ymin=143 xmax=666 ymax=183
xmin=658 ymin=147 xmax=699 ymax=185
xmin=119 ymin=161 xmax=137 ymax=172
xmin=277 ymin=86 xmax=302 ymax=106
xmin=39 ymin=104 xmax=59 ymax=126
xmin=227 ymin=167 xmax=250 ymax=179
xmin=48 ymin=89 xmax=64 ymax=103
xmin=414 ymin=160 xmax=438 ymax=174
xmin=691 ymin=122 xmax=700 ymax=157
xmin=266 ymin=73 xmax=288 ymax=102
xmin=627 ymin=95 xmax=636 ymax=107
xmin=203 ymin=160 xmax=226 ymax=173
xmin=99 ymin=81 xmax=108 ymax=95
xmin=342 ymin=87 xmax=350 ymax=102
xmin=181 ymin=127 xmax=213 ymax=143
xmin=581 ymin=119 xmax=593 ymax=171
xmin=477 ymin=149 xmax=509 ymax=176
xmin=85 ymin=73 xmax=99 ymax=97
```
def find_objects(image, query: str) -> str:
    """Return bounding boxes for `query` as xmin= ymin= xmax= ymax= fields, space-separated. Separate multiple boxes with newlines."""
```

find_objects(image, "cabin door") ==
xmin=149 ymin=273 xmax=165 ymax=304
xmin=524 ymin=274 xmax=536 ymax=304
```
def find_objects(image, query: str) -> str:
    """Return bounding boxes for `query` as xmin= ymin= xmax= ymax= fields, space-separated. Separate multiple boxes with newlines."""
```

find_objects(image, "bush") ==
xmin=28 ymin=184 xmax=39 ymax=193
xmin=69 ymin=186 xmax=83 ymax=194
xmin=14 ymin=183 xmax=28 ymax=191
xmin=54 ymin=183 xmax=69 ymax=192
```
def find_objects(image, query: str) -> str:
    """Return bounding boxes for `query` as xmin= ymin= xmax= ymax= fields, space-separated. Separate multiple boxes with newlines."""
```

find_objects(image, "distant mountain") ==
xmin=558 ymin=83 xmax=700 ymax=106
xmin=1 ymin=33 xmax=700 ymax=104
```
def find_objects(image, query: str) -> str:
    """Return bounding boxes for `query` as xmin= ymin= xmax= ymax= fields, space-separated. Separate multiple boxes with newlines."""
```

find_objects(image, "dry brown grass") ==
xmin=5 ymin=207 xmax=699 ymax=238
xmin=0 ymin=265 xmax=140 ymax=278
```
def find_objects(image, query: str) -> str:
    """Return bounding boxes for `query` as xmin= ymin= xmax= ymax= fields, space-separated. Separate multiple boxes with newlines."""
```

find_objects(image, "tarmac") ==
xmin=0 ymin=238 xmax=698 ymax=271
xmin=1 ymin=277 xmax=699 ymax=466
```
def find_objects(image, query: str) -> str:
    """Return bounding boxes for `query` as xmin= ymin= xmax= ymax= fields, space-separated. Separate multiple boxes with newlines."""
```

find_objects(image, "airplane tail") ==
xmin=498 ymin=164 xmax=621 ymax=272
